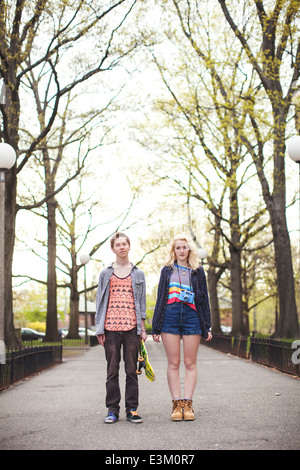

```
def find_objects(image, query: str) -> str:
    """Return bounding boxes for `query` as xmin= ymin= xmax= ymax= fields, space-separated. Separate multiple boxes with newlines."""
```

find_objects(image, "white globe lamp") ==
xmin=0 ymin=142 xmax=17 ymax=170
xmin=80 ymin=254 xmax=90 ymax=265
xmin=287 ymin=136 xmax=300 ymax=163
xmin=198 ymin=247 xmax=208 ymax=260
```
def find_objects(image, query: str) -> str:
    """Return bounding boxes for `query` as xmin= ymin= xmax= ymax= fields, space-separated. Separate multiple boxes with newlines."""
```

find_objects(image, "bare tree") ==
xmin=143 ymin=41 xmax=269 ymax=336
xmin=217 ymin=0 xmax=300 ymax=338
xmin=0 ymin=0 xmax=140 ymax=345
xmin=141 ymin=0 xmax=299 ymax=339
xmin=19 ymin=58 xmax=122 ymax=340
xmin=56 ymin=181 xmax=138 ymax=339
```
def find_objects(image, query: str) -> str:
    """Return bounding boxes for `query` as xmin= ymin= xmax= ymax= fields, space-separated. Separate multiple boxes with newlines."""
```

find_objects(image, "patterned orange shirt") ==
xmin=104 ymin=274 xmax=137 ymax=331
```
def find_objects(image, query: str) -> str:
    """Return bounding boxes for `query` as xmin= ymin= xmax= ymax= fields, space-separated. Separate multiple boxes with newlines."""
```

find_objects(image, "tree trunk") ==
xmin=45 ymin=198 xmax=59 ymax=341
xmin=273 ymin=108 xmax=298 ymax=338
xmin=68 ymin=283 xmax=81 ymax=340
xmin=66 ymin=207 xmax=81 ymax=339
xmin=229 ymin=175 xmax=248 ymax=337
xmin=3 ymin=72 xmax=20 ymax=347
xmin=4 ymin=168 xmax=20 ymax=347
xmin=230 ymin=245 xmax=247 ymax=336
xmin=248 ymin=117 xmax=299 ymax=338
xmin=271 ymin=197 xmax=298 ymax=338
xmin=262 ymin=108 xmax=299 ymax=339
xmin=68 ymin=248 xmax=81 ymax=340
xmin=207 ymin=266 xmax=222 ymax=334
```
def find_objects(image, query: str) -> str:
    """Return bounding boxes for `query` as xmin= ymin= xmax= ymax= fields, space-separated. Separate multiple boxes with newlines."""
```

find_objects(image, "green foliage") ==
xmin=27 ymin=322 xmax=46 ymax=333
xmin=14 ymin=285 xmax=47 ymax=325
xmin=145 ymin=295 xmax=156 ymax=332
xmin=250 ymin=297 xmax=277 ymax=335
xmin=13 ymin=284 xmax=66 ymax=326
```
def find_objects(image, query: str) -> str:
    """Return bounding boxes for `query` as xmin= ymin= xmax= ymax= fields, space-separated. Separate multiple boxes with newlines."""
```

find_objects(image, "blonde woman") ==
xmin=152 ymin=235 xmax=212 ymax=421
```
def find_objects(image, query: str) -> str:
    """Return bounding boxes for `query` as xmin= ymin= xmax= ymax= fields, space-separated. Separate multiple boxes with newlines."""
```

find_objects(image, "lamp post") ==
xmin=80 ymin=254 xmax=90 ymax=345
xmin=0 ymin=143 xmax=17 ymax=349
xmin=287 ymin=136 xmax=300 ymax=312
xmin=198 ymin=246 xmax=208 ymax=266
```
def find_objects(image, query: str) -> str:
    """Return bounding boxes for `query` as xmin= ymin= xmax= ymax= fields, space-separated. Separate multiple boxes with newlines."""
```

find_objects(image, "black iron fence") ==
xmin=0 ymin=344 xmax=63 ymax=391
xmin=2 ymin=334 xmax=298 ymax=391
xmin=202 ymin=334 xmax=300 ymax=377
xmin=250 ymin=337 xmax=300 ymax=376
xmin=0 ymin=335 xmax=100 ymax=391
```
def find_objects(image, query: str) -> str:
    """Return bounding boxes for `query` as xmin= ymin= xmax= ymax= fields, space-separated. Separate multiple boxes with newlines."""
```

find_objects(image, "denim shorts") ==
xmin=161 ymin=302 xmax=202 ymax=336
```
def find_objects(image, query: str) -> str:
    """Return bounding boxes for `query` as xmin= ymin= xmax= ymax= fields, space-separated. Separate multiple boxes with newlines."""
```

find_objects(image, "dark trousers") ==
xmin=104 ymin=328 xmax=140 ymax=415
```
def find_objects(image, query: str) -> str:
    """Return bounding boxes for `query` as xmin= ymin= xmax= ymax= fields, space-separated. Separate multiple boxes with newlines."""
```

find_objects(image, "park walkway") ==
xmin=0 ymin=339 xmax=299 ymax=451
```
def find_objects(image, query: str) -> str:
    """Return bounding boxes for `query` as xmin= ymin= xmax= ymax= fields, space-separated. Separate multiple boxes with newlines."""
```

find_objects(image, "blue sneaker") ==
xmin=104 ymin=412 xmax=119 ymax=424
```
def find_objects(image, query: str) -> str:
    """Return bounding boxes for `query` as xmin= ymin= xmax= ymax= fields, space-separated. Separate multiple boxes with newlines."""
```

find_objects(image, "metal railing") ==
xmin=250 ymin=337 xmax=300 ymax=376
xmin=202 ymin=334 xmax=249 ymax=358
xmin=0 ymin=335 xmax=100 ymax=391
xmin=202 ymin=334 xmax=300 ymax=377
xmin=0 ymin=344 xmax=63 ymax=391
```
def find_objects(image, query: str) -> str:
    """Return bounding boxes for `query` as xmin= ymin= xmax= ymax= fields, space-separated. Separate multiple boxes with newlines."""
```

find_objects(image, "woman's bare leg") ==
xmin=182 ymin=335 xmax=201 ymax=399
xmin=161 ymin=333 xmax=181 ymax=398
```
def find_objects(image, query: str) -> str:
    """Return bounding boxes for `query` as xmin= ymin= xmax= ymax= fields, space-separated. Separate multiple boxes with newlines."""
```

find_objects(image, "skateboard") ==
xmin=136 ymin=340 xmax=155 ymax=382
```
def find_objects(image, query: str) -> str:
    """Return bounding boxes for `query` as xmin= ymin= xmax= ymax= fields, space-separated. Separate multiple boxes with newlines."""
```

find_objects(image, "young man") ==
xmin=95 ymin=232 xmax=147 ymax=424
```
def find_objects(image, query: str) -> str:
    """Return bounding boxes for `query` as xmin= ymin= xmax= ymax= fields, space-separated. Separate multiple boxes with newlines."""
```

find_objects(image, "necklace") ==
xmin=176 ymin=264 xmax=189 ymax=275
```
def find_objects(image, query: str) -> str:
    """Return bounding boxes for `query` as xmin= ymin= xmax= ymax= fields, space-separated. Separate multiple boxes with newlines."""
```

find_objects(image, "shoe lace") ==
xmin=183 ymin=400 xmax=193 ymax=411
xmin=173 ymin=400 xmax=184 ymax=412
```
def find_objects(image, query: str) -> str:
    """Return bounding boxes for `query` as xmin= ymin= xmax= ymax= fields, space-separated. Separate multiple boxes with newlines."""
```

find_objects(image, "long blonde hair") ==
xmin=166 ymin=234 xmax=200 ymax=271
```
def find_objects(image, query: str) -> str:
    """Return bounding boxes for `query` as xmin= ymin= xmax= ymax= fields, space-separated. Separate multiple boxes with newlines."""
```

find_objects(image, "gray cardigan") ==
xmin=95 ymin=264 xmax=147 ymax=336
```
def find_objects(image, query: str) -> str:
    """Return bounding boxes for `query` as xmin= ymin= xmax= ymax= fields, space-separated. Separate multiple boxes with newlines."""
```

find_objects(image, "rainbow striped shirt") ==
xmin=167 ymin=266 xmax=196 ymax=310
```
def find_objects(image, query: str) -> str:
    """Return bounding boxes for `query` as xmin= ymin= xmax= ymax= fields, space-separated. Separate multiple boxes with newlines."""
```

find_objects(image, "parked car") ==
xmin=78 ymin=327 xmax=95 ymax=338
xmin=59 ymin=328 xmax=95 ymax=338
xmin=58 ymin=328 xmax=68 ymax=338
xmin=21 ymin=327 xmax=45 ymax=341
xmin=221 ymin=325 xmax=232 ymax=333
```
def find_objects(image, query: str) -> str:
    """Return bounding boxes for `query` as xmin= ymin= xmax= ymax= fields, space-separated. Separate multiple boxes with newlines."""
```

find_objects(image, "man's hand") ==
xmin=141 ymin=330 xmax=147 ymax=342
xmin=97 ymin=334 xmax=105 ymax=346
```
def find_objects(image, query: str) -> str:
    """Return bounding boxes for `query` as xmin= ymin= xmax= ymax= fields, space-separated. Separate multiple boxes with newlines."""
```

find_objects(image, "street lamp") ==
xmin=287 ymin=135 xmax=300 ymax=312
xmin=0 ymin=143 xmax=17 ymax=351
xmin=198 ymin=246 xmax=208 ymax=265
xmin=80 ymin=254 xmax=90 ymax=345
xmin=288 ymin=135 xmax=300 ymax=164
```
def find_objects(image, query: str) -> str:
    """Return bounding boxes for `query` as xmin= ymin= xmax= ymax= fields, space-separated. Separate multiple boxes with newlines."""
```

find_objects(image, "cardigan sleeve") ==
xmin=139 ymin=270 xmax=147 ymax=319
xmin=199 ymin=267 xmax=211 ymax=333
xmin=152 ymin=266 xmax=169 ymax=334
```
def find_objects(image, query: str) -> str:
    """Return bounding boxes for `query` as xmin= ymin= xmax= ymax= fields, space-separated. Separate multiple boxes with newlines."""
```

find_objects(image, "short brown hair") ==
xmin=110 ymin=232 xmax=131 ymax=249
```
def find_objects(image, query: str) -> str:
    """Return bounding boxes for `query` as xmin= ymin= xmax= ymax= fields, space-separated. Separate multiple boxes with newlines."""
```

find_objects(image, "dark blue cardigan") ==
xmin=152 ymin=265 xmax=212 ymax=339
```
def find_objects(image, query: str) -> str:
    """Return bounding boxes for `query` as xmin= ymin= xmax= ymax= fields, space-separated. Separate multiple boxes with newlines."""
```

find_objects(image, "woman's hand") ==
xmin=204 ymin=331 xmax=213 ymax=342
xmin=152 ymin=334 xmax=161 ymax=343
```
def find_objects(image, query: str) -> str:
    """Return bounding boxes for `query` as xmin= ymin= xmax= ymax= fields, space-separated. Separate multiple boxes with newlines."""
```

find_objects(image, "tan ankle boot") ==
xmin=171 ymin=400 xmax=184 ymax=421
xmin=183 ymin=399 xmax=195 ymax=421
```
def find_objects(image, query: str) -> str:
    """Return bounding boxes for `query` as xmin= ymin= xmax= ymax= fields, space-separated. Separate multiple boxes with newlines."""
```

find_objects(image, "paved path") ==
xmin=0 ymin=340 xmax=299 ymax=451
